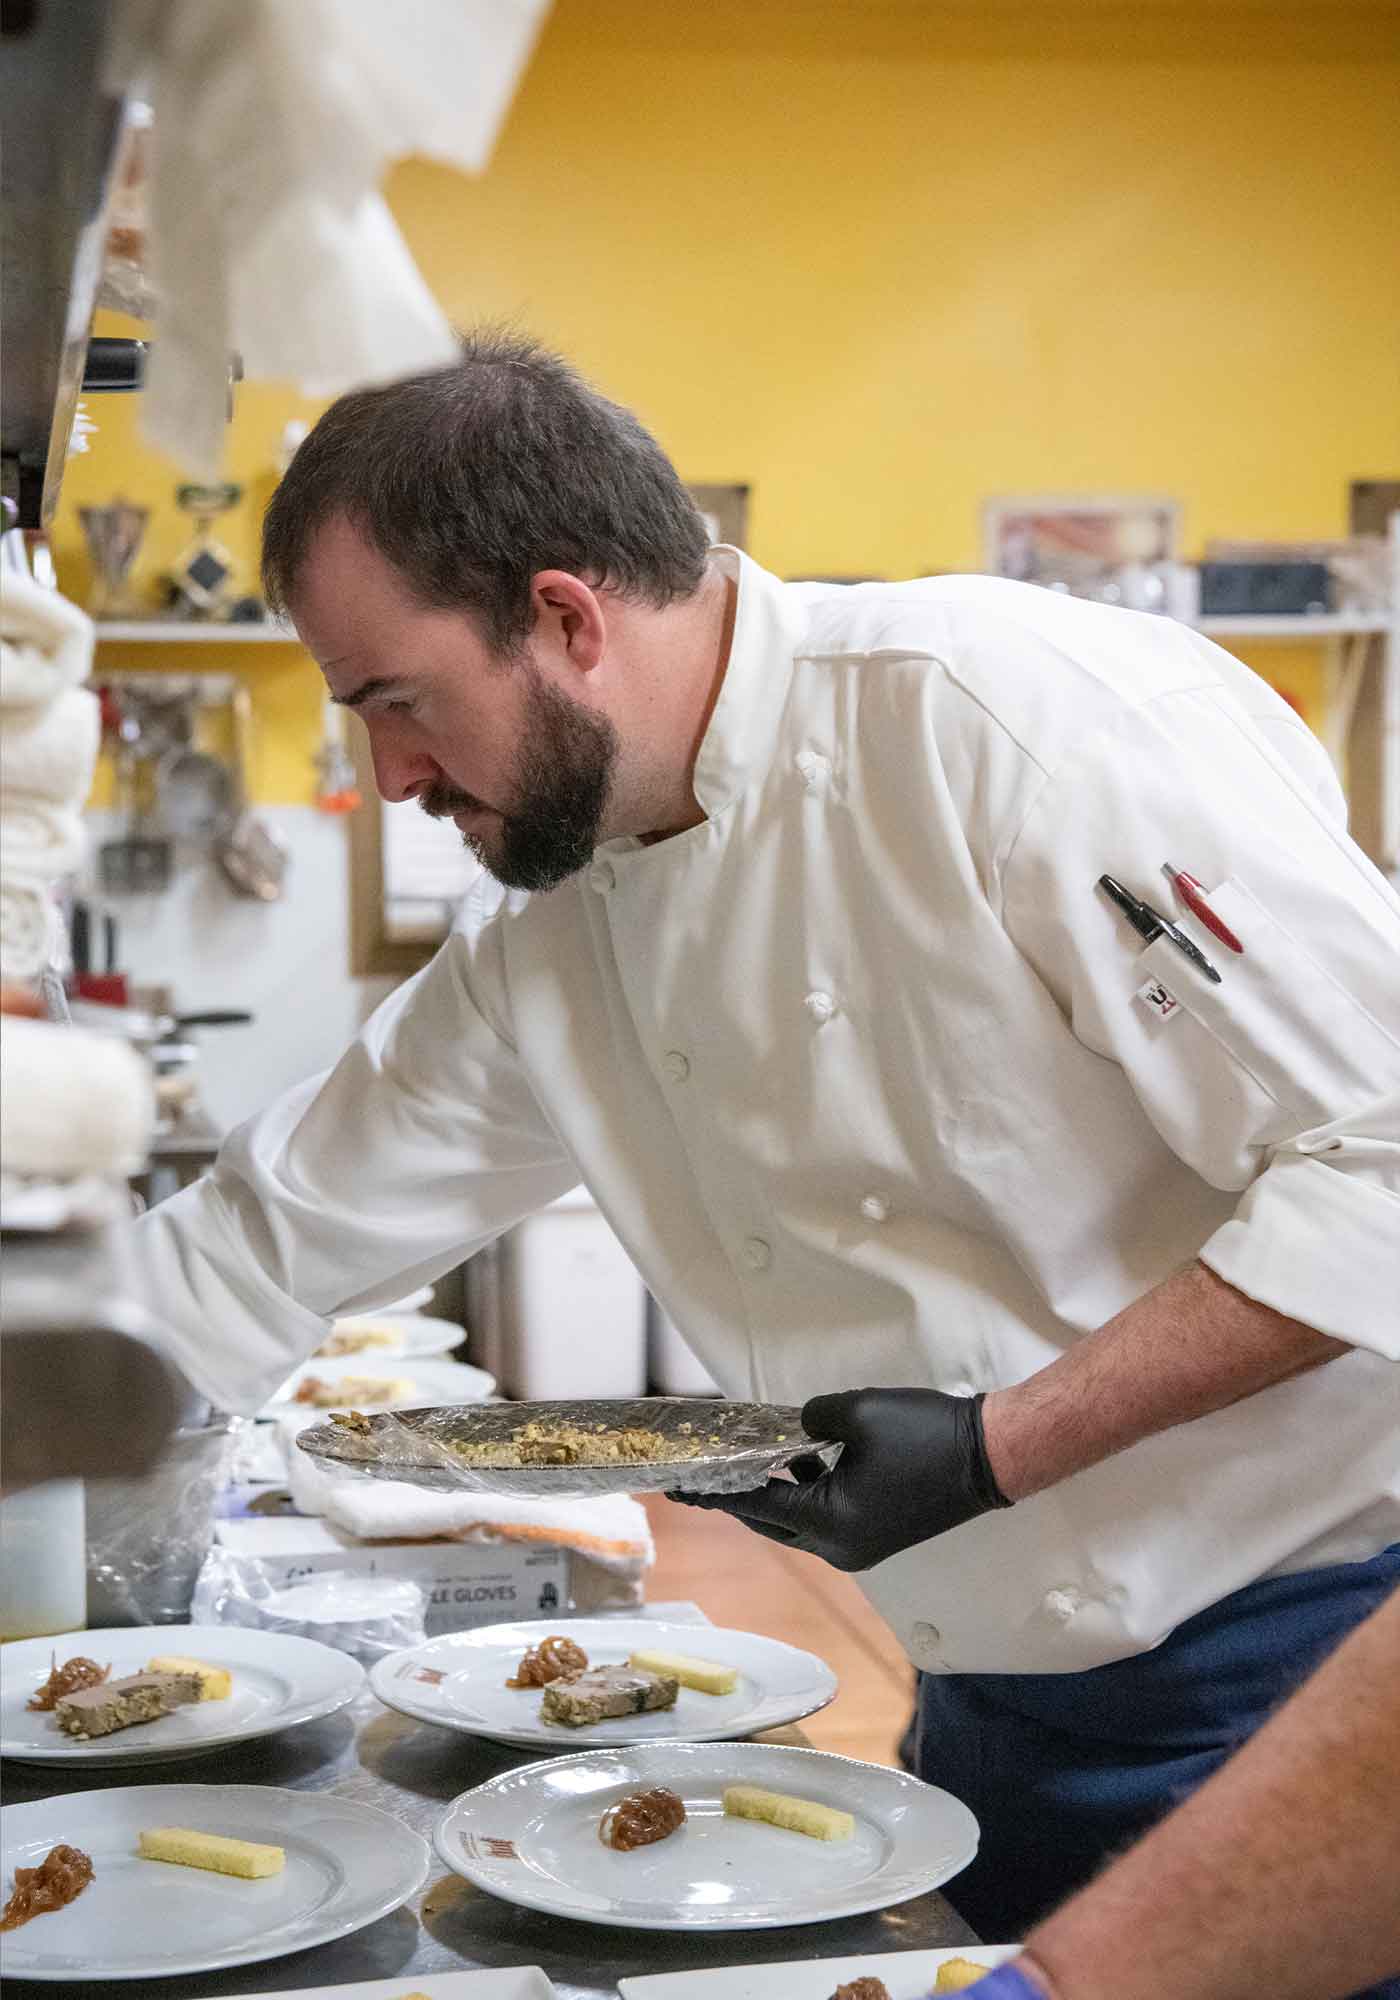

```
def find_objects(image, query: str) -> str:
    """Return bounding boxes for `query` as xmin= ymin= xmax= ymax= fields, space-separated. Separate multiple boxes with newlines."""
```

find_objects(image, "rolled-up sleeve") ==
xmin=999 ymin=672 xmax=1400 ymax=1360
xmin=132 ymin=902 xmax=577 ymax=1411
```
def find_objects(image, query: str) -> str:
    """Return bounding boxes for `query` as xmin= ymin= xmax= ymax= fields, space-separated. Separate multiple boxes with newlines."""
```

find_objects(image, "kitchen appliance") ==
xmin=1198 ymin=560 xmax=1332 ymax=617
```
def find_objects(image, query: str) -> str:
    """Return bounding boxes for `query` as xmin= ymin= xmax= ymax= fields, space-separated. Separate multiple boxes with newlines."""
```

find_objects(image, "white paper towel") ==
xmin=106 ymin=0 xmax=550 ymax=476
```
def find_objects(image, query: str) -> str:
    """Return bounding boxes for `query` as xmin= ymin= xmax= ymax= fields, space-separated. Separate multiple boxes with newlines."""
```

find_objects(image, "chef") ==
xmin=133 ymin=332 xmax=1400 ymax=1940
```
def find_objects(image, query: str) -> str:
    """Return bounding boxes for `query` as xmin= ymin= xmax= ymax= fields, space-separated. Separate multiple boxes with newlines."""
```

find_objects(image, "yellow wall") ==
xmin=53 ymin=1 xmax=1400 ymax=799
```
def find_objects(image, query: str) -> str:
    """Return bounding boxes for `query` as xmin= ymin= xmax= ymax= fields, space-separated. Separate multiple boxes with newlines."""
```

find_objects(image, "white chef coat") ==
xmin=135 ymin=549 xmax=1400 ymax=1672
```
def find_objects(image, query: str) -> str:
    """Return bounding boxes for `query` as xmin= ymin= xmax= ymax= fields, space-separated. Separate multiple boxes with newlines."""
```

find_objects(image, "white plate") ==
xmin=0 ymin=1782 xmax=429 ymax=1980
xmin=434 ymin=1740 xmax=979 ymax=1932
xmin=320 ymin=1312 xmax=467 ymax=1359
xmin=620 ymin=1946 xmax=1019 ymax=1996
xmin=215 ymin=1972 xmax=558 ymax=2000
xmin=0 ymin=1626 xmax=363 ymax=1766
xmin=372 ymin=1618 xmax=839 ymax=1751
xmin=264 ymin=1354 xmax=496 ymax=1418
xmin=384 ymin=1285 xmax=436 ymax=1313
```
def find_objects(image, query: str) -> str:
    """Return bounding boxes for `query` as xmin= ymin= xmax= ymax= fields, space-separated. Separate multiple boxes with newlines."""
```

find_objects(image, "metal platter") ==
xmin=294 ymin=1397 xmax=834 ymax=1498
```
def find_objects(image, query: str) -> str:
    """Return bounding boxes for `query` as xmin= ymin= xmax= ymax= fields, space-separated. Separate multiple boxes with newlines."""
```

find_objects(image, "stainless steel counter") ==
xmin=3 ymin=1619 xmax=980 ymax=1997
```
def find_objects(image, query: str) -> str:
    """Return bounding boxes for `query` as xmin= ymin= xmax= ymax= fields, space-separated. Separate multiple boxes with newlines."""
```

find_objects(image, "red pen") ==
xmin=1161 ymin=863 xmax=1244 ymax=953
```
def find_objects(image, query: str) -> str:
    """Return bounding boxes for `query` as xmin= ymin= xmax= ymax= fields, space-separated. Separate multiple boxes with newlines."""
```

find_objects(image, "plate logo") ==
xmin=465 ymin=1834 xmax=518 ymax=1860
xmin=403 ymin=1663 xmax=446 ymax=1686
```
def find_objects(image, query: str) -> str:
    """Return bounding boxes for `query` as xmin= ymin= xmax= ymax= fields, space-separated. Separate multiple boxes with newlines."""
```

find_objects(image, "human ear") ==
xmin=530 ymin=571 xmax=605 ymax=675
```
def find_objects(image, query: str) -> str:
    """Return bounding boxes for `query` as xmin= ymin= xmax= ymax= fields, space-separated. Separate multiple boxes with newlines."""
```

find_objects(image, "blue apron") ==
xmin=915 ymin=1547 xmax=1400 ymax=1998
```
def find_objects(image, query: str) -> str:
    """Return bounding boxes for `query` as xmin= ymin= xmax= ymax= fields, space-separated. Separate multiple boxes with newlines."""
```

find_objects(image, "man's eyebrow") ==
xmin=331 ymin=676 xmax=402 ymax=709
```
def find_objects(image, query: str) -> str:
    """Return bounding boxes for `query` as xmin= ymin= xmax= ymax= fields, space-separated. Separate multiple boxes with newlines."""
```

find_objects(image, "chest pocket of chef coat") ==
xmin=1126 ymin=876 xmax=1400 ymax=1183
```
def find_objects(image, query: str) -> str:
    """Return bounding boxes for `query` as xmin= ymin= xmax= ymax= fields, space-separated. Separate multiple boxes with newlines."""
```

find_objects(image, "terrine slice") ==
xmin=539 ymin=1663 xmax=680 ymax=1728
xmin=54 ymin=1670 xmax=205 ymax=1739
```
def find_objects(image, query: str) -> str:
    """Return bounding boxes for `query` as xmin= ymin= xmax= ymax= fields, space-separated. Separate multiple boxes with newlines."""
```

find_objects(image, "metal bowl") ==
xmin=295 ymin=1397 xmax=834 ymax=1499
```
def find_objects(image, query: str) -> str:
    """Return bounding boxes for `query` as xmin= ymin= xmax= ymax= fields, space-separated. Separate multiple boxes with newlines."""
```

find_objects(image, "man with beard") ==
xmin=132 ymin=331 xmax=1400 ymax=1967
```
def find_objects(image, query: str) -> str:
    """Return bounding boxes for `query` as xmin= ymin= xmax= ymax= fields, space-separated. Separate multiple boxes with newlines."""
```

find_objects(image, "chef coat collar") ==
xmin=596 ymin=548 xmax=809 ymax=858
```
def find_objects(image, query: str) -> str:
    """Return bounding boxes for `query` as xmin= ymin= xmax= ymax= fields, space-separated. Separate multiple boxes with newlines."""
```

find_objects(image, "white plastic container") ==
xmin=647 ymin=1295 xmax=721 ymax=1397
xmin=0 ymin=1479 xmax=87 ymax=1639
xmin=478 ymin=1189 xmax=648 ymax=1400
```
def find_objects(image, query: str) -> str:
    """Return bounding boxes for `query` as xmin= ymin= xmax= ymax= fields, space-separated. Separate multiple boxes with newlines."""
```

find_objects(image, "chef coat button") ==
xmin=1045 ymin=1587 xmax=1082 ymax=1623
xmin=662 ymin=1050 xmax=691 ymax=1083
xmin=804 ymin=990 xmax=836 ymax=1023
xmin=796 ymin=750 xmax=830 ymax=790
xmin=588 ymin=860 xmax=616 ymax=894
xmin=741 ymin=1236 xmax=772 ymax=1273
xmin=859 ymin=1192 xmax=890 ymax=1223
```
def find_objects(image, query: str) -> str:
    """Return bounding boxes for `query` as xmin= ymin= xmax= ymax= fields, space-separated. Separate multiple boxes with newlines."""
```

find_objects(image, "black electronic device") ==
xmin=1198 ymin=561 xmax=1332 ymax=618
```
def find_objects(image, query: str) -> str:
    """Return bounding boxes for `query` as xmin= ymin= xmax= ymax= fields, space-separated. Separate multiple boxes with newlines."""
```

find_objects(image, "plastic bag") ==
xmin=190 ymin=1547 xmax=426 ymax=1664
xmin=86 ymin=1418 xmax=241 ymax=1626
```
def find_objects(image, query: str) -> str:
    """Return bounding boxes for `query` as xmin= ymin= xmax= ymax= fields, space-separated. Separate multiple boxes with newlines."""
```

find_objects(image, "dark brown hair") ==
xmin=261 ymin=329 xmax=709 ymax=651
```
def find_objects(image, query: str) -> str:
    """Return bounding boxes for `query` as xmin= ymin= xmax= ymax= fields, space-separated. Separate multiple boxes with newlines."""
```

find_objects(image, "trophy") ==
xmin=170 ymin=481 xmax=242 ymax=619
xmin=78 ymin=496 xmax=149 ymax=619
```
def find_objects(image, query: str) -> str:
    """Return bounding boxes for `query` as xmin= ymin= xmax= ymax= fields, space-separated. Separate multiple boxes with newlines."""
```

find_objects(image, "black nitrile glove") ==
xmin=669 ymin=1387 xmax=1011 ymax=1572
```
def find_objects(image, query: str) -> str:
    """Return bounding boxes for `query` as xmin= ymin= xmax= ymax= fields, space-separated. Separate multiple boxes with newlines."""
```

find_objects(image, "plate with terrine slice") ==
xmin=434 ymin=1740 xmax=980 ymax=1931
xmin=297 ymin=1397 xmax=836 ymax=1498
xmin=617 ymin=1946 xmax=1020 ymax=1996
xmin=0 ymin=1626 xmax=363 ymax=1766
xmin=0 ymin=1782 xmax=428 ymax=1979
xmin=370 ymin=1617 xmax=839 ymax=1750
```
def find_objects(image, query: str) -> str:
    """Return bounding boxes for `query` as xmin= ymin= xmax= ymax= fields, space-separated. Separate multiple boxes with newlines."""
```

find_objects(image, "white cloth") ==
xmin=0 ymin=688 xmax=100 ymax=809
xmin=0 ymin=802 xmax=87 ymax=880
xmin=134 ymin=555 xmax=1400 ymax=1673
xmin=0 ymin=573 xmax=94 ymax=708
xmin=0 ymin=876 xmax=58 ymax=982
xmin=322 ymin=1481 xmax=653 ymax=1573
xmin=105 ymin=0 xmax=549 ymax=476
xmin=0 ymin=1015 xmax=154 ymax=1178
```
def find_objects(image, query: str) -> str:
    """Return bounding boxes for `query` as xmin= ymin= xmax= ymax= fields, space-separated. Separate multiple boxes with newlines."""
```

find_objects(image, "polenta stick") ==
xmin=722 ymin=1783 xmax=854 ymax=1841
xmin=137 ymin=1828 xmax=284 ymax=1878
xmin=627 ymin=1647 xmax=738 ymax=1695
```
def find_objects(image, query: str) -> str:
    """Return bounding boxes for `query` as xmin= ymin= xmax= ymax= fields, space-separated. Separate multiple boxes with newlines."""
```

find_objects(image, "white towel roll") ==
xmin=0 ymin=573 xmax=95 ymax=707
xmin=0 ymin=686 xmax=101 ymax=807
xmin=0 ymin=801 xmax=87 ymax=881
xmin=0 ymin=876 xmax=59 ymax=982
xmin=0 ymin=1014 xmax=155 ymax=1178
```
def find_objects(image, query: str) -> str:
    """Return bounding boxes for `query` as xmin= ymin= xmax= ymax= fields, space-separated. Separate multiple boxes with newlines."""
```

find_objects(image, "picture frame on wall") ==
xmin=982 ymin=493 xmax=1180 ymax=599
xmin=688 ymin=483 xmax=750 ymax=550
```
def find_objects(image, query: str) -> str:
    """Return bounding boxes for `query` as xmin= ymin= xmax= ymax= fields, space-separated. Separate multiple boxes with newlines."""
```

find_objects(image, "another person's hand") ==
xmin=669 ymin=1387 xmax=1011 ymax=1570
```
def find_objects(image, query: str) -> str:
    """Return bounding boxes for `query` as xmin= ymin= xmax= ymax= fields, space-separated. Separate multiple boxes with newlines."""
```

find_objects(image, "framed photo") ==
xmin=688 ymin=483 xmax=750 ymax=550
xmin=982 ymin=494 xmax=1180 ymax=594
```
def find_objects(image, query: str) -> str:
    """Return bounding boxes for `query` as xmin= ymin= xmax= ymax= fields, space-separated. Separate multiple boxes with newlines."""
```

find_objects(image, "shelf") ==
xmin=1194 ymin=614 xmax=1390 ymax=640
xmin=94 ymin=615 xmax=1393 ymax=645
xmin=94 ymin=621 xmax=300 ymax=643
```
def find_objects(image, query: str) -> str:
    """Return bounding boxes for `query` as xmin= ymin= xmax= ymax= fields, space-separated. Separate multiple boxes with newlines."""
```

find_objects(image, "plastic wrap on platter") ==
xmin=294 ymin=1397 xmax=837 ymax=1498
